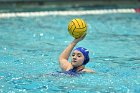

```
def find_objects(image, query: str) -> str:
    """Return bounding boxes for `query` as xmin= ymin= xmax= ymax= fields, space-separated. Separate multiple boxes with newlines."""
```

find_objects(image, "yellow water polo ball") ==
xmin=68 ymin=18 xmax=87 ymax=39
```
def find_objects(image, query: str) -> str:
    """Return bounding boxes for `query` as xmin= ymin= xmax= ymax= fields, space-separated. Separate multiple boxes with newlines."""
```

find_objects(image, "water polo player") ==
xmin=59 ymin=34 xmax=95 ymax=74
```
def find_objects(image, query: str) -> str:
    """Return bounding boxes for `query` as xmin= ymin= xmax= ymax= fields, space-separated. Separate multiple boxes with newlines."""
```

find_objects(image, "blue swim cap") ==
xmin=74 ymin=47 xmax=90 ymax=65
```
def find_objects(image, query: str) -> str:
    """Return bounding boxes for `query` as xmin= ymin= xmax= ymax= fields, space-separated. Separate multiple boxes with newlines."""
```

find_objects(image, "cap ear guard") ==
xmin=74 ymin=47 xmax=90 ymax=65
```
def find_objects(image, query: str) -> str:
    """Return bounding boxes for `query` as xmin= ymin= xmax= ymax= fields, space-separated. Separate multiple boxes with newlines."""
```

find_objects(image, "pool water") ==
xmin=0 ymin=13 xmax=140 ymax=93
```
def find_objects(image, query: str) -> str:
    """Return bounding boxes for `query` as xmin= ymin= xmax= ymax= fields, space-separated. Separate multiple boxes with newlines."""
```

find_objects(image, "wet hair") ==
xmin=74 ymin=47 xmax=89 ymax=65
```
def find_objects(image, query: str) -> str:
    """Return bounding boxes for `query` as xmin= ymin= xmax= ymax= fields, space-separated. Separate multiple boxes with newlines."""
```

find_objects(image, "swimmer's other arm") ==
xmin=83 ymin=68 xmax=96 ymax=73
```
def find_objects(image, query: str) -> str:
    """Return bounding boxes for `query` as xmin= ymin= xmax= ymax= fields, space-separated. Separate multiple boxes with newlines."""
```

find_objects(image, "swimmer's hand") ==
xmin=73 ymin=33 xmax=86 ymax=43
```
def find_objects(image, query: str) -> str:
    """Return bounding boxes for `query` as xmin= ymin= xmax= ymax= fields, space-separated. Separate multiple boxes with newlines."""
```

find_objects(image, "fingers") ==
xmin=79 ymin=33 xmax=87 ymax=40
xmin=82 ymin=33 xmax=87 ymax=38
xmin=73 ymin=33 xmax=87 ymax=43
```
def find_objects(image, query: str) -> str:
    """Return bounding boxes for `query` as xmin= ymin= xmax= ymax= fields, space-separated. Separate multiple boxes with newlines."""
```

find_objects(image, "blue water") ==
xmin=0 ymin=13 xmax=140 ymax=93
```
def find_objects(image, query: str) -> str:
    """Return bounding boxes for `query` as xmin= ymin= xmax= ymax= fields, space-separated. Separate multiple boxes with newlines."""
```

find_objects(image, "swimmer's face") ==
xmin=71 ymin=50 xmax=84 ymax=67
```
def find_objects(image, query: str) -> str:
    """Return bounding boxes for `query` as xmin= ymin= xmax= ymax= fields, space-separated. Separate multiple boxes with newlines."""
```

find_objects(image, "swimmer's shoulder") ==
xmin=82 ymin=68 xmax=96 ymax=73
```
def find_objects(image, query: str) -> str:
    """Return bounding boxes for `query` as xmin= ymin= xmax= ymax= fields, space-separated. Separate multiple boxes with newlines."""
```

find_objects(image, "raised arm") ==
xmin=59 ymin=34 xmax=86 ymax=71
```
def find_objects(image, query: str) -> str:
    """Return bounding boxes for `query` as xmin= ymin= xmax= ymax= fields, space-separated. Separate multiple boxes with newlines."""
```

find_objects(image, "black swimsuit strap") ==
xmin=69 ymin=66 xmax=84 ymax=73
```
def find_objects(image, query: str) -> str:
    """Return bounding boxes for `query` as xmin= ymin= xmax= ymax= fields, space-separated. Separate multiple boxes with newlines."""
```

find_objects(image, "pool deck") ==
xmin=0 ymin=0 xmax=140 ymax=13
